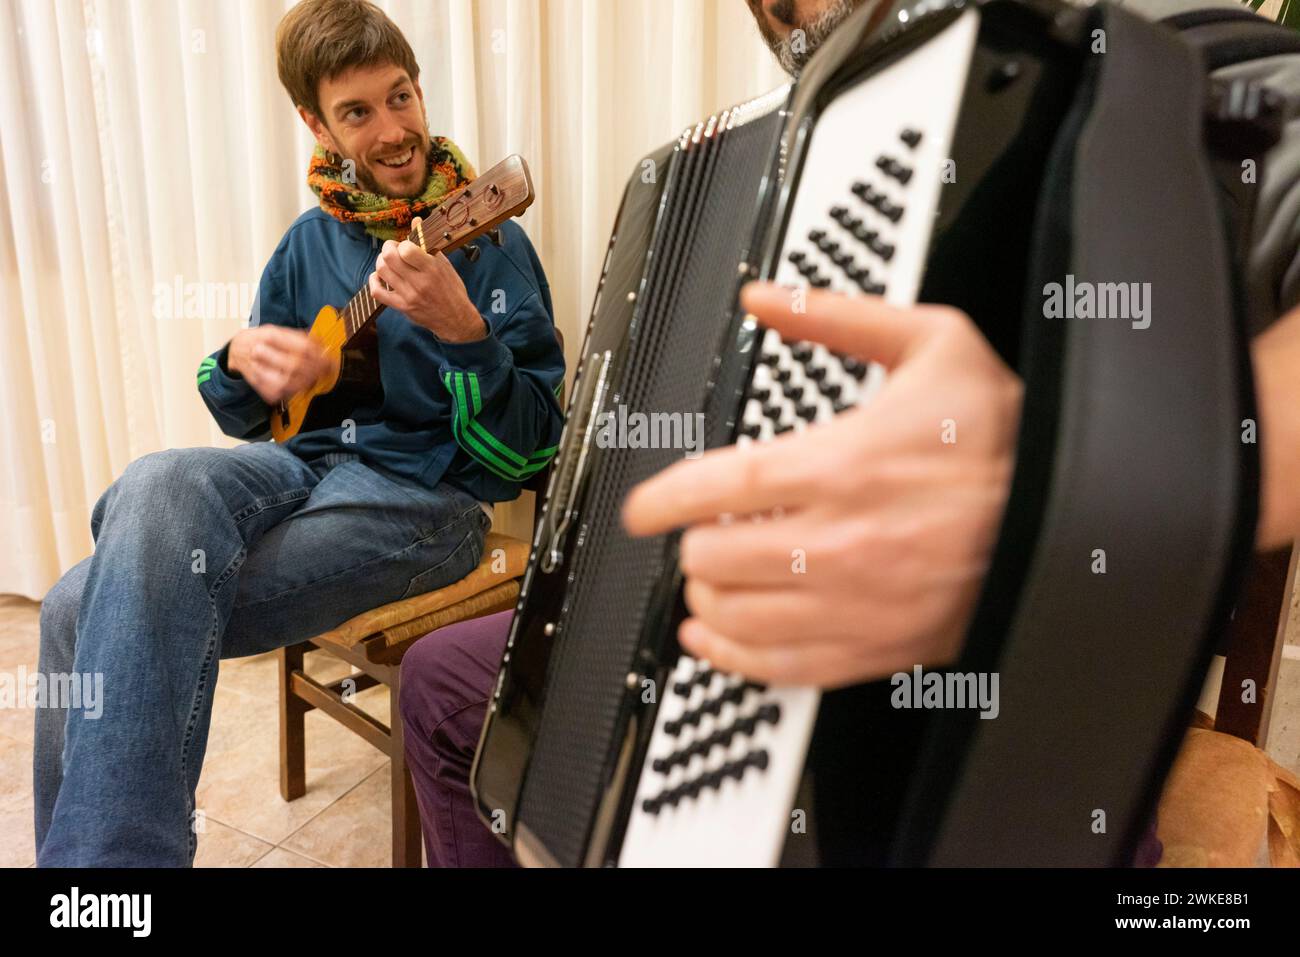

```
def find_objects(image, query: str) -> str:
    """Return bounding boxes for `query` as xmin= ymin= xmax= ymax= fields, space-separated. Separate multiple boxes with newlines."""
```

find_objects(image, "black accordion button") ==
xmin=852 ymin=224 xmax=877 ymax=245
xmin=868 ymin=237 xmax=896 ymax=261
xmin=876 ymin=155 xmax=913 ymax=185
xmin=900 ymin=128 xmax=923 ymax=148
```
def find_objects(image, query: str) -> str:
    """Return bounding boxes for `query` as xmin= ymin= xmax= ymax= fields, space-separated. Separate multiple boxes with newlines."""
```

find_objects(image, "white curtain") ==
xmin=0 ymin=0 xmax=785 ymax=599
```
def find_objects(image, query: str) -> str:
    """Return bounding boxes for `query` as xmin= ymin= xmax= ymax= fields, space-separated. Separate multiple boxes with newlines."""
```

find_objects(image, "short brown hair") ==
xmin=275 ymin=0 xmax=420 ymax=120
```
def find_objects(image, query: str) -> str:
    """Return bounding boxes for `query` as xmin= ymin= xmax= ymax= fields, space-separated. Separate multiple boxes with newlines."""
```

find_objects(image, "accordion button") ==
xmin=876 ymin=155 xmax=914 ymax=185
xmin=900 ymin=128 xmax=923 ymax=148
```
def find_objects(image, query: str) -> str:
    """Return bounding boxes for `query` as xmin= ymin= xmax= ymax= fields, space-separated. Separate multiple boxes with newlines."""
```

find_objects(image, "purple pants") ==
xmin=399 ymin=610 xmax=516 ymax=868
xmin=399 ymin=609 xmax=1164 ymax=868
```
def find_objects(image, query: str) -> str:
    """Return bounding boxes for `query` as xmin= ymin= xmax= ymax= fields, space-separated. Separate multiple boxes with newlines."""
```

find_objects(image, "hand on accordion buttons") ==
xmin=622 ymin=282 xmax=1023 ymax=688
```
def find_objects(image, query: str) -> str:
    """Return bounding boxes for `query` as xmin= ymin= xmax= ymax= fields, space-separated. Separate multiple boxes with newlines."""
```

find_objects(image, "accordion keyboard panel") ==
xmin=618 ymin=7 xmax=981 ymax=867
xmin=514 ymin=94 xmax=790 ymax=868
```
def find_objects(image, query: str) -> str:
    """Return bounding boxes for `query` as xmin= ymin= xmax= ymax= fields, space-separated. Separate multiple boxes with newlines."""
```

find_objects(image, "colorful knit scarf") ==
xmin=307 ymin=135 xmax=477 ymax=242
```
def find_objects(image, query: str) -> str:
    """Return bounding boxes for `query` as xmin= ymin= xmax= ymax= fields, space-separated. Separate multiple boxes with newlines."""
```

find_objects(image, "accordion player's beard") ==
xmin=752 ymin=0 xmax=866 ymax=75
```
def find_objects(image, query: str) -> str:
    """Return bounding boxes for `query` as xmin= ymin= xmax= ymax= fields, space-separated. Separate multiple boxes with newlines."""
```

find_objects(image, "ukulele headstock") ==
xmin=415 ymin=154 xmax=535 ymax=256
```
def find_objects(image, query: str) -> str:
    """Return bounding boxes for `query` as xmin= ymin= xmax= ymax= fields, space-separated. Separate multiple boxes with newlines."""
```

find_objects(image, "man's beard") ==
xmin=353 ymin=132 xmax=431 ymax=198
xmin=753 ymin=0 xmax=865 ymax=76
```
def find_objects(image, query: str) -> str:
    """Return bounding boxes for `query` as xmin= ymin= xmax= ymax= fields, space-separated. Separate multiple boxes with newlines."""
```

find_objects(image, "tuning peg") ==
xmin=487 ymin=228 xmax=503 ymax=246
xmin=463 ymin=243 xmax=481 ymax=263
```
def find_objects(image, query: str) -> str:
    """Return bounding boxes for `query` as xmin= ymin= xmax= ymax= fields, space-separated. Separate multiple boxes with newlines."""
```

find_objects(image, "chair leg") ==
xmin=389 ymin=668 xmax=423 ymax=867
xmin=279 ymin=642 xmax=308 ymax=802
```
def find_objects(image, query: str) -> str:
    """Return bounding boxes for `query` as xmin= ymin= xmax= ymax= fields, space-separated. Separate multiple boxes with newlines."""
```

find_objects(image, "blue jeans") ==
xmin=34 ymin=443 xmax=490 ymax=866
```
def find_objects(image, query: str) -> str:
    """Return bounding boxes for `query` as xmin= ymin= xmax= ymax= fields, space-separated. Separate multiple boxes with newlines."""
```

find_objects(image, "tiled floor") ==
xmin=0 ymin=594 xmax=417 ymax=868
xmin=1 ymin=577 xmax=1297 ymax=868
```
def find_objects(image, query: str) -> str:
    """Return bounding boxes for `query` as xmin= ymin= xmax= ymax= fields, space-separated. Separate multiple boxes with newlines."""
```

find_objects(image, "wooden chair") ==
xmin=278 ymin=330 xmax=563 ymax=868
xmin=1214 ymin=543 xmax=1299 ymax=745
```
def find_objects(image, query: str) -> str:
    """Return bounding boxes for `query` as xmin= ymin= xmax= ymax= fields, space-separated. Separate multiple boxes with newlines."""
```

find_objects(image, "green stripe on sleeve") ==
xmin=441 ymin=369 xmax=560 ymax=481
xmin=468 ymin=372 xmax=482 ymax=416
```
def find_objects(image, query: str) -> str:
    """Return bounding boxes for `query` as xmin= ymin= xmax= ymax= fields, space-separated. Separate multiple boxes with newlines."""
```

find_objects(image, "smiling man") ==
xmin=33 ymin=0 xmax=564 ymax=866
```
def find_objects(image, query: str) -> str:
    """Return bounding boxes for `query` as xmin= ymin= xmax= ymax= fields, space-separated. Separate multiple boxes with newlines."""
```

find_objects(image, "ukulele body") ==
xmin=269 ymin=304 xmax=383 ymax=442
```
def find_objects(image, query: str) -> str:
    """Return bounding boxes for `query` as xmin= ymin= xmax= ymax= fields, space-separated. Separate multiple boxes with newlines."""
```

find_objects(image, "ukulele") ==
xmin=269 ymin=154 xmax=536 ymax=442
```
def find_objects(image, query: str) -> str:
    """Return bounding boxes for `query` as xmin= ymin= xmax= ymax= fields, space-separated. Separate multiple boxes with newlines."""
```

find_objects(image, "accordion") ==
xmin=472 ymin=0 xmax=1258 ymax=867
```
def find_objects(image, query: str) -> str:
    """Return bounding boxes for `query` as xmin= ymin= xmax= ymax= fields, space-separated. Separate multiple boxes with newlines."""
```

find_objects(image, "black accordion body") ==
xmin=472 ymin=0 xmax=1259 ymax=867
